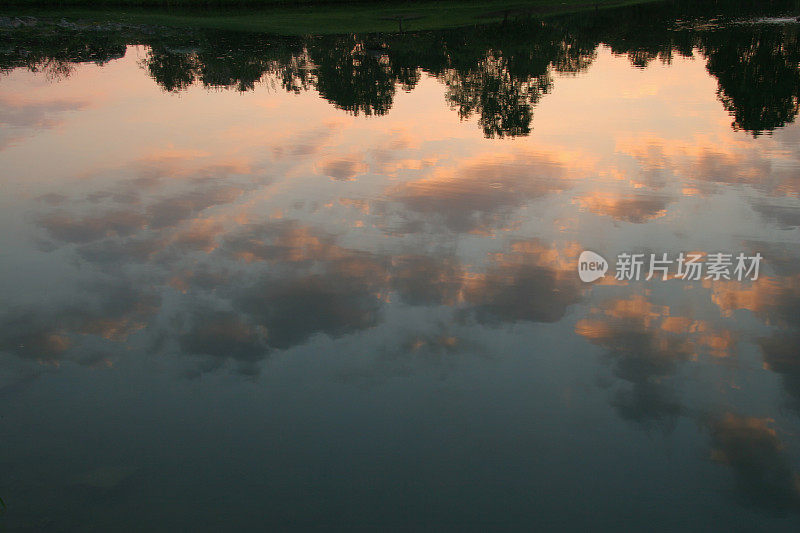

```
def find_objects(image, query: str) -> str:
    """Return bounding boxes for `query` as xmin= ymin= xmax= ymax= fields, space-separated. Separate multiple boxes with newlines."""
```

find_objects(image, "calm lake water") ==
xmin=1 ymin=2 xmax=800 ymax=530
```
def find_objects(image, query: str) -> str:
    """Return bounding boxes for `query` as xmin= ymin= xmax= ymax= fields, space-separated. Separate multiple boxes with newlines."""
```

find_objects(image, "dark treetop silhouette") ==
xmin=2 ymin=0 xmax=799 ymax=137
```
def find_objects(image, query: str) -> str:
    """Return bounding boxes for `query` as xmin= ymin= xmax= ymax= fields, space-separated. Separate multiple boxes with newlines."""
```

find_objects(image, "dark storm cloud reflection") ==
xmin=219 ymin=224 xmax=583 ymax=352
xmin=382 ymin=153 xmax=571 ymax=235
xmin=221 ymin=221 xmax=391 ymax=351
xmin=709 ymin=243 xmax=800 ymax=414
xmin=177 ymin=308 xmax=268 ymax=376
xmin=389 ymin=254 xmax=463 ymax=307
xmin=719 ymin=279 xmax=800 ymax=413
xmin=760 ymin=332 xmax=800 ymax=411
xmin=19 ymin=196 xmax=589 ymax=375
xmin=234 ymin=274 xmax=383 ymax=351
xmin=0 ymin=279 xmax=159 ymax=366
xmin=751 ymin=202 xmax=800 ymax=230
xmin=39 ymin=210 xmax=148 ymax=244
xmin=34 ymin=164 xmax=256 ymax=273
xmin=459 ymin=242 xmax=583 ymax=325
xmin=708 ymin=414 xmax=800 ymax=512
xmin=574 ymin=292 xmax=800 ymax=512
xmin=569 ymin=239 xmax=800 ymax=514
xmin=576 ymin=193 xmax=673 ymax=223
xmin=39 ymin=183 xmax=248 ymax=245
xmin=575 ymin=296 xmax=691 ymax=430
xmin=317 ymin=156 xmax=368 ymax=181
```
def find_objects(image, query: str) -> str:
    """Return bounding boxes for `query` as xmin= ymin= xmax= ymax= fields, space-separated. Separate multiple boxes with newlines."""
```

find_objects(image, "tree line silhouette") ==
xmin=1 ymin=0 xmax=798 ymax=136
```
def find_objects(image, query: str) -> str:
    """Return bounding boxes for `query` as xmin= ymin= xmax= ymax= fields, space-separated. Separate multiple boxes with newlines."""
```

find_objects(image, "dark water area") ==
xmin=1 ymin=1 xmax=800 ymax=530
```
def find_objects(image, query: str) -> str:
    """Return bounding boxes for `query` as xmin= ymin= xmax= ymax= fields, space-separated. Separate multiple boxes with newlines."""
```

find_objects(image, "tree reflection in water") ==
xmin=2 ymin=0 xmax=799 ymax=137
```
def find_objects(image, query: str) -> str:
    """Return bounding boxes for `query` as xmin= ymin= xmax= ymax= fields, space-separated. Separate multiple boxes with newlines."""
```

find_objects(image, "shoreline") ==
xmin=1 ymin=0 xmax=660 ymax=35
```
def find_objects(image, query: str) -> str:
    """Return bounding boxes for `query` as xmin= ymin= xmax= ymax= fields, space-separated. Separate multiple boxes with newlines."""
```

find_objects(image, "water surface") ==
xmin=1 ymin=3 xmax=800 ymax=530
